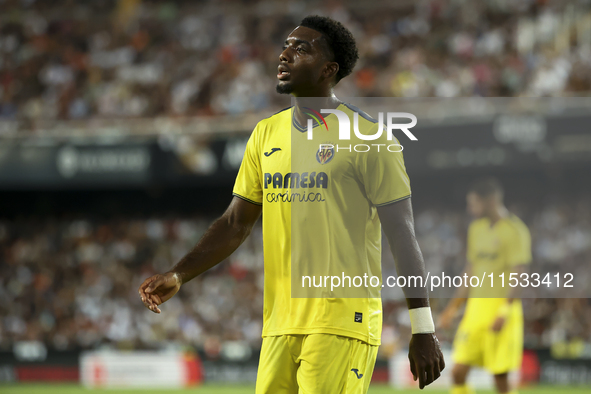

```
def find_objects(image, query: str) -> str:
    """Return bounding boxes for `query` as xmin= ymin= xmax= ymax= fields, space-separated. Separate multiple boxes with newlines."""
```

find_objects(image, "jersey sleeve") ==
xmin=357 ymin=124 xmax=412 ymax=206
xmin=232 ymin=125 xmax=263 ymax=205
xmin=505 ymin=222 xmax=532 ymax=267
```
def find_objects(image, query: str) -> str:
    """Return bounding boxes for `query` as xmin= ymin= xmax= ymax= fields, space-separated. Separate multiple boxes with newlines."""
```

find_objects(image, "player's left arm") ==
xmin=491 ymin=263 xmax=528 ymax=332
xmin=378 ymin=199 xmax=445 ymax=390
xmin=492 ymin=222 xmax=532 ymax=332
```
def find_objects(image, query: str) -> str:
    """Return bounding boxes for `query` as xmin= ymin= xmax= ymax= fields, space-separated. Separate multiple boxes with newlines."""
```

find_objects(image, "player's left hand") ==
xmin=491 ymin=316 xmax=506 ymax=332
xmin=408 ymin=333 xmax=445 ymax=389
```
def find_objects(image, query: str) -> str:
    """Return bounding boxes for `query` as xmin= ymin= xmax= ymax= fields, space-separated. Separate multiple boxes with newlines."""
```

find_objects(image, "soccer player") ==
xmin=439 ymin=178 xmax=532 ymax=394
xmin=138 ymin=15 xmax=444 ymax=393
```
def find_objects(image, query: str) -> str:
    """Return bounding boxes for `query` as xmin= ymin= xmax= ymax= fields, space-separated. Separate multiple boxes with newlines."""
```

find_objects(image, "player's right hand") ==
xmin=437 ymin=307 xmax=455 ymax=330
xmin=138 ymin=272 xmax=182 ymax=314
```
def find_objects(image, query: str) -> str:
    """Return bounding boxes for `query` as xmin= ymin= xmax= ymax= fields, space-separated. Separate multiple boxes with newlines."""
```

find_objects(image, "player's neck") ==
xmin=293 ymin=94 xmax=341 ymax=110
xmin=487 ymin=205 xmax=509 ymax=225
xmin=293 ymin=94 xmax=341 ymax=126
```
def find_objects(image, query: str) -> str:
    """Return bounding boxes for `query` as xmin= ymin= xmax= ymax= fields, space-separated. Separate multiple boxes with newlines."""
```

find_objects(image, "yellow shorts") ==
xmin=255 ymin=334 xmax=378 ymax=394
xmin=452 ymin=300 xmax=523 ymax=374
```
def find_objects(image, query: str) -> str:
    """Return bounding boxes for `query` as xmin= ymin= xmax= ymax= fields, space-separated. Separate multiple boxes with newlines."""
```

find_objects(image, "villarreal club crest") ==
xmin=316 ymin=143 xmax=335 ymax=164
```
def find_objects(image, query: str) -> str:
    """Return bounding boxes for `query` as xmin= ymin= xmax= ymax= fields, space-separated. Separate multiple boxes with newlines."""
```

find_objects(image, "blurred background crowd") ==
xmin=1 ymin=0 xmax=591 ymax=123
xmin=0 ymin=212 xmax=265 ymax=357
xmin=1 ymin=197 xmax=590 ymax=360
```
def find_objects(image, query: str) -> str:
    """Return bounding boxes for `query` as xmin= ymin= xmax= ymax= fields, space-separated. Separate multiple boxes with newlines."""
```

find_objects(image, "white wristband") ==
xmin=409 ymin=307 xmax=435 ymax=334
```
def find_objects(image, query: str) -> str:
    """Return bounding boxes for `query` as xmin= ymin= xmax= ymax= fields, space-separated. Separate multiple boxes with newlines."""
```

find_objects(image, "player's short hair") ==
xmin=469 ymin=178 xmax=504 ymax=199
xmin=300 ymin=15 xmax=359 ymax=84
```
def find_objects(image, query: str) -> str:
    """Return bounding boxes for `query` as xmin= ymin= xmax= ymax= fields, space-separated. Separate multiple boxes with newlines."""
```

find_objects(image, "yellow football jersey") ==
xmin=232 ymin=103 xmax=411 ymax=345
xmin=463 ymin=214 xmax=532 ymax=323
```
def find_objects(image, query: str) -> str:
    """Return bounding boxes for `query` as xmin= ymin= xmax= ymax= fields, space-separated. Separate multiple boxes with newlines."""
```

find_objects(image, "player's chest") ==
xmin=259 ymin=131 xmax=355 ymax=187
xmin=473 ymin=227 xmax=504 ymax=261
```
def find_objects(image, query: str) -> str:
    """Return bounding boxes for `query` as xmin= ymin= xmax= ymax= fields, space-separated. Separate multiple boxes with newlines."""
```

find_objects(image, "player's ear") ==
xmin=323 ymin=62 xmax=339 ymax=82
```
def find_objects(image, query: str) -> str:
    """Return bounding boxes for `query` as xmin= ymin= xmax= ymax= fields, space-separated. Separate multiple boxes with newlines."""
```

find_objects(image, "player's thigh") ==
xmin=452 ymin=320 xmax=486 ymax=367
xmin=484 ymin=309 xmax=524 ymax=374
xmin=296 ymin=334 xmax=378 ymax=394
xmin=256 ymin=335 xmax=300 ymax=394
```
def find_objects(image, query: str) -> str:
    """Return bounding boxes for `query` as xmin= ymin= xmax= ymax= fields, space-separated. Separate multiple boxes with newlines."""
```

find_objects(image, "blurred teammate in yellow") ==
xmin=439 ymin=178 xmax=531 ymax=394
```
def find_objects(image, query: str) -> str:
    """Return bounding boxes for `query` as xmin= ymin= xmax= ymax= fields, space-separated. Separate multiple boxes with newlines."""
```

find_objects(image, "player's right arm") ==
xmin=438 ymin=221 xmax=477 ymax=329
xmin=438 ymin=263 xmax=471 ymax=330
xmin=138 ymin=197 xmax=261 ymax=313
xmin=139 ymin=124 xmax=264 ymax=313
